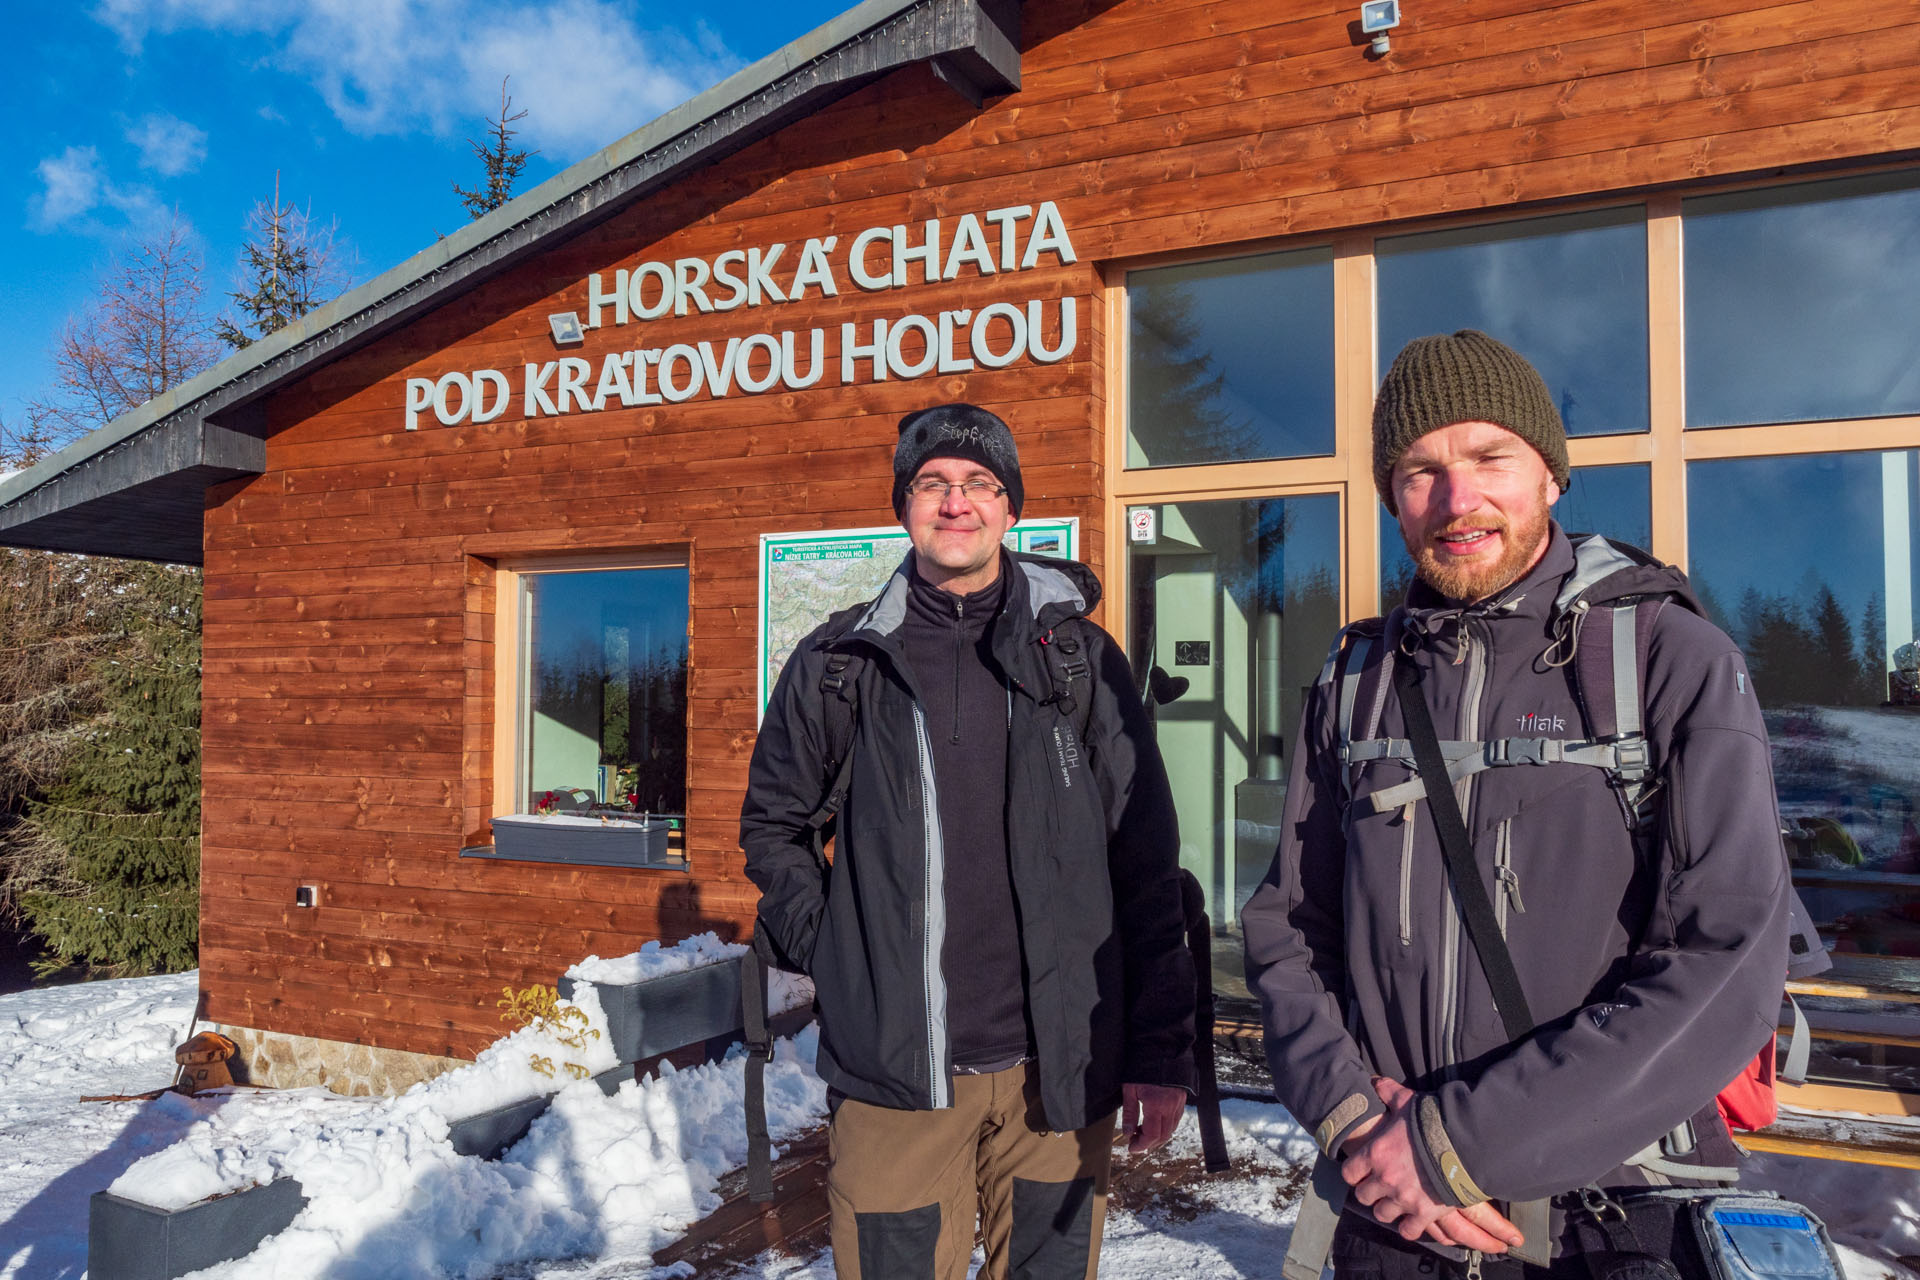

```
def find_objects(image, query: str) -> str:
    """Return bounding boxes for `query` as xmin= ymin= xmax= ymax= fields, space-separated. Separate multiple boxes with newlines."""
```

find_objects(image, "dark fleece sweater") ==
xmin=901 ymin=561 xmax=1030 ymax=1069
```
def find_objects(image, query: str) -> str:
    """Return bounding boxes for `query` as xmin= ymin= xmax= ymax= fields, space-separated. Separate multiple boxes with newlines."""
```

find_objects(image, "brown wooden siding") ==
xmin=198 ymin=0 xmax=1920 ymax=1058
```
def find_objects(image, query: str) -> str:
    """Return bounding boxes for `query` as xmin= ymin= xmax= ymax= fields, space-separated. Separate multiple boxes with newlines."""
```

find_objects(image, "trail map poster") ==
xmin=757 ymin=519 xmax=1079 ymax=719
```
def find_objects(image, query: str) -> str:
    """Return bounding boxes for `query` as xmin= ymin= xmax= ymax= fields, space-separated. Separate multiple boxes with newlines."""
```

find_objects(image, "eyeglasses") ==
xmin=904 ymin=478 xmax=1007 ymax=504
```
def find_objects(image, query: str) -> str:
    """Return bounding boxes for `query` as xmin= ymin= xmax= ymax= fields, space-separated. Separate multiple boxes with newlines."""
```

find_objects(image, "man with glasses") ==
xmin=743 ymin=402 xmax=1194 ymax=1280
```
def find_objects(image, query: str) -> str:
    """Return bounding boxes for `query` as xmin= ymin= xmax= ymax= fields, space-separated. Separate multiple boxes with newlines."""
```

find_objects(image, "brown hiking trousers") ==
xmin=826 ymin=1061 xmax=1115 ymax=1280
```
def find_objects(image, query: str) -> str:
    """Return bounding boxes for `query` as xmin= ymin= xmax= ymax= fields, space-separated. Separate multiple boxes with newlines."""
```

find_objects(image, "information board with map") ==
xmin=757 ymin=519 xmax=1079 ymax=719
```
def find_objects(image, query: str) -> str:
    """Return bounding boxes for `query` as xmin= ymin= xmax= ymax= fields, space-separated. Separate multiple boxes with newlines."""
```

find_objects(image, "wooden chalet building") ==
xmin=1 ymin=0 xmax=1916 ymax=1097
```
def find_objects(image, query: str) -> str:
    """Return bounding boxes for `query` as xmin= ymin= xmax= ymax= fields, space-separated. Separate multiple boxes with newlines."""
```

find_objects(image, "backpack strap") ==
xmin=742 ymin=932 xmax=778 ymax=1202
xmin=1570 ymin=598 xmax=1663 ymax=824
xmin=1341 ymin=600 xmax=1666 ymax=820
xmin=1038 ymin=622 xmax=1098 ymax=745
xmin=1321 ymin=616 xmax=1389 ymax=805
xmin=805 ymin=651 xmax=861 ymax=865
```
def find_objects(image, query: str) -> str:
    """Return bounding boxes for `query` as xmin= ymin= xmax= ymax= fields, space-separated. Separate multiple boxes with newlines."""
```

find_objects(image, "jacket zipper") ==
xmin=1398 ymin=801 xmax=1416 ymax=946
xmin=1494 ymin=819 xmax=1524 ymax=935
xmin=1443 ymin=618 xmax=1491 ymax=1076
xmin=910 ymin=702 xmax=951 ymax=1109
xmin=951 ymin=597 xmax=964 ymax=745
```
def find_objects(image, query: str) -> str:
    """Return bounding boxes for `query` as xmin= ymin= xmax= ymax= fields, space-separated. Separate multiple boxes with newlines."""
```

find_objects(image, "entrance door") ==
xmin=1127 ymin=494 xmax=1341 ymax=1001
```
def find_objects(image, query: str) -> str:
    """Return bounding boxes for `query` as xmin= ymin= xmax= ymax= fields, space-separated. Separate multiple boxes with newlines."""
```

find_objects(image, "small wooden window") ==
xmin=477 ymin=551 xmax=690 ymax=870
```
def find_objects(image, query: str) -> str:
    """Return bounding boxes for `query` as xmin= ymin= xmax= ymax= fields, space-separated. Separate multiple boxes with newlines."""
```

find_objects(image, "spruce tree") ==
xmin=2 ymin=221 xmax=214 ymax=978
xmin=217 ymin=173 xmax=343 ymax=350
xmin=453 ymin=78 xmax=536 ymax=220
xmin=17 ymin=565 xmax=201 ymax=975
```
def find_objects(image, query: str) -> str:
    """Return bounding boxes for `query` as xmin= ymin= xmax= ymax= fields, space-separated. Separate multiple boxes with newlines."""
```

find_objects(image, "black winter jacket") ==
xmin=1243 ymin=527 xmax=1790 ymax=1204
xmin=741 ymin=550 xmax=1196 ymax=1130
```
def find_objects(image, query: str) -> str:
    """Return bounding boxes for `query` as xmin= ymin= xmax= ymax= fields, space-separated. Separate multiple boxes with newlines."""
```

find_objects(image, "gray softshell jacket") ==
xmin=741 ymin=551 xmax=1196 ymax=1131
xmin=1242 ymin=526 xmax=1791 ymax=1203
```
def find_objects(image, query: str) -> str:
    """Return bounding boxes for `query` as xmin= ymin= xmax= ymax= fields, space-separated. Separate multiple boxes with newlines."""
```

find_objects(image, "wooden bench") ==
xmin=1741 ymin=1109 xmax=1920 ymax=1170
xmin=1749 ymin=952 xmax=1920 ymax=1166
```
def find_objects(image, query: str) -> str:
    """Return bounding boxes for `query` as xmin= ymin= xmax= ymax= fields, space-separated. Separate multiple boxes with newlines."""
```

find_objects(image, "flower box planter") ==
xmin=467 ymin=813 xmax=680 ymax=869
xmin=88 ymin=1062 xmax=635 ymax=1280
xmin=89 ymin=1179 xmax=309 ymax=1280
xmin=445 ymin=1061 xmax=631 ymax=1160
xmin=557 ymin=959 xmax=748 ymax=1065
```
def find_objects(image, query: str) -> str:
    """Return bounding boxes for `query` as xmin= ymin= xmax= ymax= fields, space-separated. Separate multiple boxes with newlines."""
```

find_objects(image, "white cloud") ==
xmin=32 ymin=147 xmax=105 ymax=228
xmin=93 ymin=0 xmax=741 ymax=161
xmin=127 ymin=113 xmax=208 ymax=175
xmin=29 ymin=144 xmax=174 ymax=237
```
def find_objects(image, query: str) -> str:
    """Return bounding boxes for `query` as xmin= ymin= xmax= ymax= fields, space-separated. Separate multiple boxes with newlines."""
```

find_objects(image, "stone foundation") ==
xmin=215 ymin=1024 xmax=469 ymax=1096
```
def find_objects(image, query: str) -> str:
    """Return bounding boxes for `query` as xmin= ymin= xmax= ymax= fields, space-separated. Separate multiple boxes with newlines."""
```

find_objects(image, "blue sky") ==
xmin=7 ymin=0 xmax=851 ymax=434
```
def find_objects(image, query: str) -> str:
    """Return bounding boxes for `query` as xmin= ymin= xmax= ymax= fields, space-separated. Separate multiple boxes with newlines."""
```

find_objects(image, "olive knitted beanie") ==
xmin=1372 ymin=330 xmax=1570 ymax=514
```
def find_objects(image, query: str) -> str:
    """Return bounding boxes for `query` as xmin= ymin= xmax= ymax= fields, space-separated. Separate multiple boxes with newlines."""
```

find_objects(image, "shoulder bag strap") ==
xmin=1392 ymin=659 xmax=1536 ymax=1043
xmin=742 ymin=934 xmax=777 ymax=1202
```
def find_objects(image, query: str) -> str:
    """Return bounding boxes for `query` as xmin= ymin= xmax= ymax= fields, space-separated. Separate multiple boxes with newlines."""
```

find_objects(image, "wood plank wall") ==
xmin=198 ymin=0 xmax=1920 ymax=1059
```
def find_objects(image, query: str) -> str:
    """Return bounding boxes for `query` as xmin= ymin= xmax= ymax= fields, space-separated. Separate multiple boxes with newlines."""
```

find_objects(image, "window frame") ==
xmin=1105 ymin=169 xmax=1920 ymax=627
xmin=481 ymin=547 xmax=692 ymax=870
xmin=1106 ymin=165 xmax=1920 ymax=1012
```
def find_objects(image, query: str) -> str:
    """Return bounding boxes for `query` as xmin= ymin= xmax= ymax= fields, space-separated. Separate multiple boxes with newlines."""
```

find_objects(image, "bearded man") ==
xmin=1243 ymin=331 xmax=1790 ymax=1279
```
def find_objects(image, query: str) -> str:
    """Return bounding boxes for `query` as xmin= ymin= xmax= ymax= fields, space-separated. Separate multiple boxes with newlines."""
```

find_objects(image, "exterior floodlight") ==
xmin=1360 ymin=0 xmax=1399 ymax=54
xmin=548 ymin=311 xmax=585 ymax=346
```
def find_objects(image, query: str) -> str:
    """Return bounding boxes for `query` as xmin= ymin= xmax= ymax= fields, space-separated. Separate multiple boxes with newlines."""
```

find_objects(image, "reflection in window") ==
xmin=1685 ymin=172 xmax=1920 ymax=427
xmin=1127 ymin=495 xmax=1341 ymax=1002
xmin=1126 ymin=249 xmax=1335 ymax=467
xmin=522 ymin=567 xmax=689 ymax=821
xmin=1377 ymin=208 xmax=1649 ymax=437
xmin=1379 ymin=463 xmax=1651 ymax=610
xmin=1688 ymin=451 xmax=1920 ymax=960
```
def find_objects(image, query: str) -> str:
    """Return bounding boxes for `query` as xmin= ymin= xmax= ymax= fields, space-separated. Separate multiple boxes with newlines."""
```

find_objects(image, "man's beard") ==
xmin=1405 ymin=487 xmax=1553 ymax=603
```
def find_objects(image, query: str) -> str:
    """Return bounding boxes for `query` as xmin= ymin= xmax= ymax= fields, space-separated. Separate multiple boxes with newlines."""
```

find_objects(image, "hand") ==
xmin=1119 ymin=1082 xmax=1186 ymax=1155
xmin=1338 ymin=1078 xmax=1523 ymax=1254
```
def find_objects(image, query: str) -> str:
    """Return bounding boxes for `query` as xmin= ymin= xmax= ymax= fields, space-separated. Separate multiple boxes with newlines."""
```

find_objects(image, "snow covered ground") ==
xmin=1 ymin=971 xmax=1916 ymax=1280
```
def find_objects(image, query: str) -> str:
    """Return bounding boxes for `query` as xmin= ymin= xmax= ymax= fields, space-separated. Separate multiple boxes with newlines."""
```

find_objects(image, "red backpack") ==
xmin=1719 ymin=912 xmax=1822 ymax=1131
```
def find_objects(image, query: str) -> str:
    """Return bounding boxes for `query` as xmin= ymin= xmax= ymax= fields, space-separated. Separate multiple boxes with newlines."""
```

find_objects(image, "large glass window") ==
xmin=1685 ymin=172 xmax=1920 ymax=428
xmin=520 ymin=565 xmax=690 ymax=824
xmin=1377 ymin=208 xmax=1649 ymax=436
xmin=1126 ymin=495 xmax=1342 ymax=1001
xmin=1688 ymin=451 xmax=1920 ymax=952
xmin=1120 ymin=172 xmax=1920 ymax=1017
xmin=1126 ymin=249 xmax=1335 ymax=467
xmin=1688 ymin=450 xmax=1920 ymax=1095
xmin=1379 ymin=463 xmax=1652 ymax=609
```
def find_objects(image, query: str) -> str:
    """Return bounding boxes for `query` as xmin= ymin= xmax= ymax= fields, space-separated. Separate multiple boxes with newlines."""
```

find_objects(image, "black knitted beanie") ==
xmin=892 ymin=403 xmax=1025 ymax=518
xmin=1372 ymin=330 xmax=1570 ymax=514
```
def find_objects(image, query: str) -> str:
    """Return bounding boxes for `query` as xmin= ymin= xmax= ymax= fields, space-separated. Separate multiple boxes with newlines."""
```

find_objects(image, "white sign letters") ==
xmin=404 ymin=202 xmax=1080 ymax=430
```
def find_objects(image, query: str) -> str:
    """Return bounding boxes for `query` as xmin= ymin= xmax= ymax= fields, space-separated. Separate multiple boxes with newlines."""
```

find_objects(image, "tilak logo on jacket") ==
xmin=1516 ymin=711 xmax=1567 ymax=733
xmin=1052 ymin=724 xmax=1081 ymax=788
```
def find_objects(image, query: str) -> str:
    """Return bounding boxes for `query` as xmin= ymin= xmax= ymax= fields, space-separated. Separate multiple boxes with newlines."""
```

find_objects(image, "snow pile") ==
xmin=0 ymin=971 xmax=193 ymax=1095
xmin=166 ymin=1029 xmax=826 ymax=1280
xmin=406 ymin=982 xmax=622 ymax=1123
xmin=106 ymin=983 xmax=622 ymax=1211
xmin=103 ymin=1086 xmax=398 ymax=1211
xmin=88 ymin=942 xmax=828 ymax=1277
xmin=0 ymin=972 xmax=200 ymax=1279
xmin=567 ymin=931 xmax=816 ymax=1018
xmin=566 ymin=931 xmax=746 ymax=985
